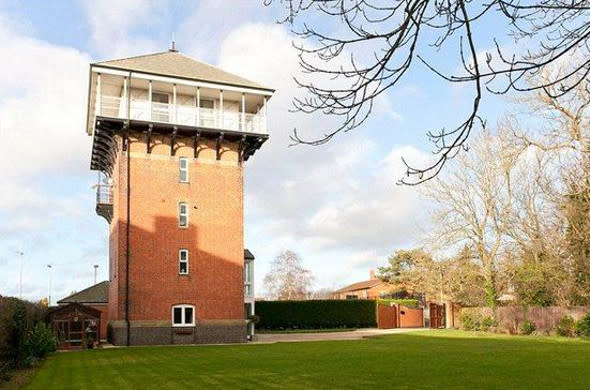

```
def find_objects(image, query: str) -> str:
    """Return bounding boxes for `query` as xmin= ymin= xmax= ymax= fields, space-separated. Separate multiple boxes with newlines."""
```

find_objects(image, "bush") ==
xmin=521 ymin=320 xmax=536 ymax=335
xmin=556 ymin=315 xmax=576 ymax=337
xmin=24 ymin=323 xmax=57 ymax=359
xmin=0 ymin=297 xmax=50 ymax=368
xmin=576 ymin=313 xmax=590 ymax=338
xmin=461 ymin=312 xmax=477 ymax=331
xmin=480 ymin=316 xmax=497 ymax=332
xmin=376 ymin=299 xmax=420 ymax=308
xmin=460 ymin=310 xmax=497 ymax=332
xmin=256 ymin=300 xmax=377 ymax=330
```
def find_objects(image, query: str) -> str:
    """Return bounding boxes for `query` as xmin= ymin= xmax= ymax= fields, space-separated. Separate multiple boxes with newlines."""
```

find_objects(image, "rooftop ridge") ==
xmin=93 ymin=50 xmax=171 ymax=65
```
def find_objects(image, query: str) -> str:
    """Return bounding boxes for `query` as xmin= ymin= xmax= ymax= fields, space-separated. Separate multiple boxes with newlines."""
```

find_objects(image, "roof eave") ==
xmin=90 ymin=63 xmax=276 ymax=94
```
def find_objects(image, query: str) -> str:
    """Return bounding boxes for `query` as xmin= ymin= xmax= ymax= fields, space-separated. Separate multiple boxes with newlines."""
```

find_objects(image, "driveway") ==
xmin=254 ymin=328 xmax=429 ymax=343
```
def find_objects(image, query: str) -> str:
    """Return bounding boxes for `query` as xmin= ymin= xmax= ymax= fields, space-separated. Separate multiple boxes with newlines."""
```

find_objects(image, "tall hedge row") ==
xmin=255 ymin=300 xmax=377 ymax=329
xmin=0 ymin=297 xmax=52 ymax=372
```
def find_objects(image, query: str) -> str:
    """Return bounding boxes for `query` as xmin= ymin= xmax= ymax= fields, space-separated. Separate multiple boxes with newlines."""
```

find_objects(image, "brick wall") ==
xmin=108 ymin=132 xmax=244 ymax=327
xmin=89 ymin=304 xmax=109 ymax=341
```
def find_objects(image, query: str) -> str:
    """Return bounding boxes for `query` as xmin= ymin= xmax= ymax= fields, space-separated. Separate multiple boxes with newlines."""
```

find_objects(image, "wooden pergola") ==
xmin=48 ymin=303 xmax=102 ymax=349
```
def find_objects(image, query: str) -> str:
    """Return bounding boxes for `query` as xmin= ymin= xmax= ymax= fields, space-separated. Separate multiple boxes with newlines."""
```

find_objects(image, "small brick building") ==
xmin=86 ymin=48 xmax=272 ymax=345
xmin=57 ymin=281 xmax=109 ymax=342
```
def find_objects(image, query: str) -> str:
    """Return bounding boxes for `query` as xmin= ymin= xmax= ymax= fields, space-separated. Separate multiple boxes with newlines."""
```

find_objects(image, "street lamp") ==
xmin=47 ymin=264 xmax=53 ymax=306
xmin=94 ymin=264 xmax=99 ymax=285
xmin=15 ymin=251 xmax=24 ymax=299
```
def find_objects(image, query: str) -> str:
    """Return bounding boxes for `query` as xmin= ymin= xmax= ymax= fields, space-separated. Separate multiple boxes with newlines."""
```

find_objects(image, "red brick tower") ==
xmin=86 ymin=50 xmax=272 ymax=345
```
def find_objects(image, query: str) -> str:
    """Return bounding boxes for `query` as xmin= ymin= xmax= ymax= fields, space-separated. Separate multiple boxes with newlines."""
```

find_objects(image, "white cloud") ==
xmin=0 ymin=22 xmax=91 ymax=178
xmin=217 ymin=23 xmax=429 ymax=290
xmin=179 ymin=1 xmax=261 ymax=62
xmin=0 ymin=16 xmax=107 ymax=301
xmin=82 ymin=0 xmax=164 ymax=58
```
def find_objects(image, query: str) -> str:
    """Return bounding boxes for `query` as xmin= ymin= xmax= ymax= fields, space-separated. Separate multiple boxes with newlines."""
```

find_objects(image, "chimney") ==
xmin=169 ymin=33 xmax=178 ymax=52
xmin=369 ymin=269 xmax=376 ymax=280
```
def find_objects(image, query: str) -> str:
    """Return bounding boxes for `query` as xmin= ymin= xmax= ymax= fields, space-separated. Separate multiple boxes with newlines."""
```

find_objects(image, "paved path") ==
xmin=255 ymin=328 xmax=429 ymax=343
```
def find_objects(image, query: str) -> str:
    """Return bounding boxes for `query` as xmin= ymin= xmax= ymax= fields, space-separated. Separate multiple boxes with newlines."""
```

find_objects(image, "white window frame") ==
xmin=171 ymin=304 xmax=195 ymax=327
xmin=244 ymin=260 xmax=253 ymax=297
xmin=178 ymin=202 xmax=189 ymax=228
xmin=179 ymin=157 xmax=189 ymax=183
xmin=179 ymin=249 xmax=189 ymax=275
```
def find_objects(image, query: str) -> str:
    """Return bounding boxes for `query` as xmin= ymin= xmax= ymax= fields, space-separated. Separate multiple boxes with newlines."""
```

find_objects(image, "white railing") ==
xmin=96 ymin=184 xmax=113 ymax=205
xmin=95 ymin=95 xmax=267 ymax=134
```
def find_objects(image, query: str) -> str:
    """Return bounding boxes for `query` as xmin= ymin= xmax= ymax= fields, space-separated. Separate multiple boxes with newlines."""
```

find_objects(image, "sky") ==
xmin=0 ymin=0 xmax=512 ymax=302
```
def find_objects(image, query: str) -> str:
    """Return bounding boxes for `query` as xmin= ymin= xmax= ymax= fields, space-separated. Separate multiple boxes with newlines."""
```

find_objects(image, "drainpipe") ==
xmin=125 ymin=72 xmax=132 ymax=347
xmin=125 ymin=133 xmax=131 ymax=346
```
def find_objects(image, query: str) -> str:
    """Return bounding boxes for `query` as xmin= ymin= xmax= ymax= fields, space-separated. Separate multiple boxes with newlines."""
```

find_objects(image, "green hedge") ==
xmin=376 ymin=299 xmax=420 ymax=308
xmin=255 ymin=300 xmax=377 ymax=329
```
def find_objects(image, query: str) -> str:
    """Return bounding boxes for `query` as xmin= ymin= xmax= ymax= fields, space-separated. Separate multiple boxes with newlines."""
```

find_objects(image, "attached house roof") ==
xmin=57 ymin=281 xmax=109 ymax=305
xmin=335 ymin=279 xmax=384 ymax=294
xmin=244 ymin=249 xmax=255 ymax=261
xmin=94 ymin=50 xmax=273 ymax=91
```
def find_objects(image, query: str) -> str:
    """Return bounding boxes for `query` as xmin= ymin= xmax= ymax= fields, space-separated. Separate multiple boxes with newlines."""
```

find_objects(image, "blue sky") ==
xmin=0 ymin=0 xmax=512 ymax=302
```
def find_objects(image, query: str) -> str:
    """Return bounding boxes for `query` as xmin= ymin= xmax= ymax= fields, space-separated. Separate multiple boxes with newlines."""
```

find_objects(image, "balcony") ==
xmin=98 ymin=95 xmax=266 ymax=134
xmin=95 ymin=184 xmax=113 ymax=223
xmin=88 ymin=72 xmax=269 ymax=136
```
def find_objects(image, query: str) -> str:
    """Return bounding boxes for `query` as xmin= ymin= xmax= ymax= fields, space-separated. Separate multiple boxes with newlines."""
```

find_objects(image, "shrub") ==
xmin=256 ymin=300 xmax=377 ymax=330
xmin=0 ymin=297 xmax=50 ymax=368
xmin=480 ymin=316 xmax=497 ymax=332
xmin=461 ymin=312 xmax=477 ymax=331
xmin=376 ymin=299 xmax=420 ymax=308
xmin=247 ymin=315 xmax=260 ymax=325
xmin=521 ymin=320 xmax=536 ymax=335
xmin=576 ymin=313 xmax=590 ymax=338
xmin=556 ymin=315 xmax=576 ymax=337
xmin=24 ymin=323 xmax=57 ymax=359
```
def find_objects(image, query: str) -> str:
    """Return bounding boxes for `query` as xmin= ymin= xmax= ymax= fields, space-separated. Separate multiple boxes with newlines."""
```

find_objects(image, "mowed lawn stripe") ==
xmin=24 ymin=331 xmax=590 ymax=389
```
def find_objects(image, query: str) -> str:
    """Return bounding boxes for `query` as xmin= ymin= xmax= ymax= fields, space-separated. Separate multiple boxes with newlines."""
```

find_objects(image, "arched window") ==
xmin=172 ymin=304 xmax=195 ymax=327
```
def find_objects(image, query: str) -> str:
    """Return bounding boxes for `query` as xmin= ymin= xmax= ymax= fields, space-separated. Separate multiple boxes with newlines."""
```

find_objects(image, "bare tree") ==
xmin=263 ymin=250 xmax=314 ymax=300
xmin=422 ymin=129 xmax=523 ymax=307
xmin=265 ymin=0 xmax=590 ymax=184
xmin=505 ymin=70 xmax=590 ymax=304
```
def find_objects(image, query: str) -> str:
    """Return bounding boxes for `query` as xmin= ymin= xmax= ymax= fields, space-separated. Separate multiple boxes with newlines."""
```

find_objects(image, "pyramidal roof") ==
xmin=94 ymin=50 xmax=273 ymax=91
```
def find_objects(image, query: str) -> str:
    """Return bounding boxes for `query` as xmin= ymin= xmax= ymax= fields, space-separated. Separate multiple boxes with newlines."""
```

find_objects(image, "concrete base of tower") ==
xmin=107 ymin=319 xmax=247 ymax=345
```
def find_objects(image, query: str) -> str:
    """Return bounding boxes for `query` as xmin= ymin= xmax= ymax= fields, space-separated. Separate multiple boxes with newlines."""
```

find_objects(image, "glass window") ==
xmin=179 ymin=249 xmax=189 ymax=275
xmin=179 ymin=202 xmax=188 ymax=227
xmin=173 ymin=307 xmax=182 ymax=325
xmin=179 ymin=158 xmax=189 ymax=183
xmin=172 ymin=305 xmax=195 ymax=327
xmin=184 ymin=307 xmax=193 ymax=324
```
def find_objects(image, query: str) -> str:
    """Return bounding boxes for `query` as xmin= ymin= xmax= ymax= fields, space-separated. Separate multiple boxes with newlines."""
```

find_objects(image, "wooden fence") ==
xmin=457 ymin=306 xmax=590 ymax=333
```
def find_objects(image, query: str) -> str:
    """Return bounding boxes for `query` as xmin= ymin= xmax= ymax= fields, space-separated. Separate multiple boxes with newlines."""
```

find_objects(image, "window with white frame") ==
xmin=244 ymin=260 xmax=253 ymax=297
xmin=179 ymin=158 xmax=189 ymax=183
xmin=172 ymin=304 xmax=195 ymax=327
xmin=179 ymin=249 xmax=189 ymax=275
xmin=178 ymin=202 xmax=188 ymax=227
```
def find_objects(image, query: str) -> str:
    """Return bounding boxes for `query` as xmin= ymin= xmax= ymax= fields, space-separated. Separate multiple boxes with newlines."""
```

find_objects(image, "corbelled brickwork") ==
xmin=108 ymin=132 xmax=245 ymax=344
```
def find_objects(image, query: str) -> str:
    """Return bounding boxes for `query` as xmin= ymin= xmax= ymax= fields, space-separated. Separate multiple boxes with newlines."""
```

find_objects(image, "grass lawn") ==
xmin=24 ymin=330 xmax=590 ymax=389
xmin=257 ymin=328 xmax=357 ymax=334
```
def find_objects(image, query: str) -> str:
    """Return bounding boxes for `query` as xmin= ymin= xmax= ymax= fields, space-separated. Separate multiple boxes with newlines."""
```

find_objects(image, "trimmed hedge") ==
xmin=376 ymin=299 xmax=420 ymax=308
xmin=256 ymin=300 xmax=377 ymax=329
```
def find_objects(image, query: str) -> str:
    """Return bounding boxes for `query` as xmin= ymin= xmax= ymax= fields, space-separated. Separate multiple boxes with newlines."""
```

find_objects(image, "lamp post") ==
xmin=15 ymin=251 xmax=24 ymax=299
xmin=94 ymin=264 xmax=99 ymax=285
xmin=47 ymin=264 xmax=53 ymax=306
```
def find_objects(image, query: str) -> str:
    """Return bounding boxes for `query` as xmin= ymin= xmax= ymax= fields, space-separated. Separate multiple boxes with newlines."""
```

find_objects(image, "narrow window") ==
xmin=172 ymin=305 xmax=195 ymax=326
xmin=173 ymin=307 xmax=182 ymax=325
xmin=179 ymin=249 xmax=189 ymax=275
xmin=179 ymin=158 xmax=189 ymax=183
xmin=244 ymin=261 xmax=253 ymax=297
xmin=179 ymin=202 xmax=188 ymax=227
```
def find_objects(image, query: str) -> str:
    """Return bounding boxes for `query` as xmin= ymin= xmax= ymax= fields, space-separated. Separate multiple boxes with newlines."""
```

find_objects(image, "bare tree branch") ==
xmin=265 ymin=0 xmax=590 ymax=184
